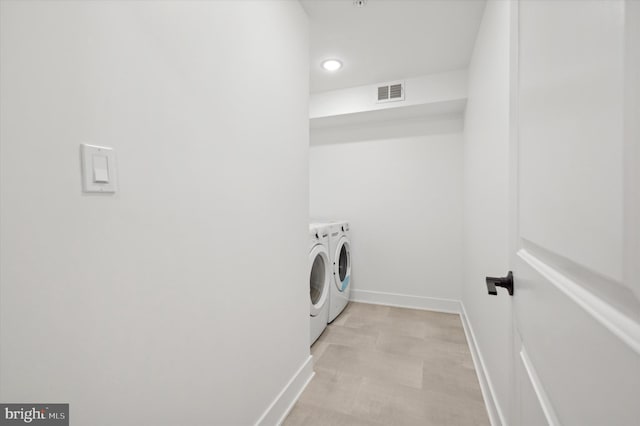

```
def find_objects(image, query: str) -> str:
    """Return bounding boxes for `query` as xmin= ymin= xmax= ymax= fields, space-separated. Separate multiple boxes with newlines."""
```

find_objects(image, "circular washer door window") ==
xmin=338 ymin=245 xmax=348 ymax=282
xmin=310 ymin=253 xmax=326 ymax=306
xmin=335 ymin=239 xmax=351 ymax=291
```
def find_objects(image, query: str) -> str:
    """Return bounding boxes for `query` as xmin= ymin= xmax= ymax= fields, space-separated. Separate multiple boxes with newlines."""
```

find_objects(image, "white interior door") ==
xmin=511 ymin=1 xmax=640 ymax=425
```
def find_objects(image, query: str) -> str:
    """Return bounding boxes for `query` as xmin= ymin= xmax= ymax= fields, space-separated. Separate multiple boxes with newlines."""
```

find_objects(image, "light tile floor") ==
xmin=283 ymin=302 xmax=490 ymax=426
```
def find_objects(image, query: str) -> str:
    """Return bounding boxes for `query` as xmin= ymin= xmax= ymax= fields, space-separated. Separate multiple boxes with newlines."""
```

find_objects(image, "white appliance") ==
xmin=308 ymin=224 xmax=331 ymax=345
xmin=326 ymin=221 xmax=351 ymax=322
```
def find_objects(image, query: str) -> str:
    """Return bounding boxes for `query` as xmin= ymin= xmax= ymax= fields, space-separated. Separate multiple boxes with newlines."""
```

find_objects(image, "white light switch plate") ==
xmin=81 ymin=144 xmax=117 ymax=193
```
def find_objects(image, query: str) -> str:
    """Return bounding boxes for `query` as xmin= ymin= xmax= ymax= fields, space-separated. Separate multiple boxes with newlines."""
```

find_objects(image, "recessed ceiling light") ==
xmin=353 ymin=0 xmax=367 ymax=7
xmin=321 ymin=59 xmax=343 ymax=72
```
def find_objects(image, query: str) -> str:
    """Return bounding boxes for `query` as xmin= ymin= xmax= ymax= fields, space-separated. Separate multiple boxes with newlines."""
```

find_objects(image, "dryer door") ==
xmin=309 ymin=244 xmax=330 ymax=316
xmin=332 ymin=237 xmax=351 ymax=292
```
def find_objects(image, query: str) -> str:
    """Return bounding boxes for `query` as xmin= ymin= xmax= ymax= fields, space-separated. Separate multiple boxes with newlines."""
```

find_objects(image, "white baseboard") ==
xmin=255 ymin=355 xmax=315 ymax=426
xmin=350 ymin=289 xmax=461 ymax=314
xmin=459 ymin=302 xmax=505 ymax=426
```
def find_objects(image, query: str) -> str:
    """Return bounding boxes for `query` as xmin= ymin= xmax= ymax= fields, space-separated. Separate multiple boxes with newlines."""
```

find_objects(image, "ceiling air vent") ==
xmin=376 ymin=80 xmax=405 ymax=103
xmin=378 ymin=86 xmax=389 ymax=101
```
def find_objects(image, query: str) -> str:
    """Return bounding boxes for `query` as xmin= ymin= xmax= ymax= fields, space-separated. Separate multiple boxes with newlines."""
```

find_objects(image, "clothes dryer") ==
xmin=326 ymin=221 xmax=351 ymax=322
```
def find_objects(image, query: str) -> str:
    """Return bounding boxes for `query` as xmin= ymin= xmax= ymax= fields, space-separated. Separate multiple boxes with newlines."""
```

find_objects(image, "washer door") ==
xmin=332 ymin=237 xmax=351 ymax=292
xmin=309 ymin=244 xmax=330 ymax=316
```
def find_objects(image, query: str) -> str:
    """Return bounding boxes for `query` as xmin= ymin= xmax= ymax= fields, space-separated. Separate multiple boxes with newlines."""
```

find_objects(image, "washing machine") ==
xmin=308 ymin=224 xmax=331 ymax=345
xmin=327 ymin=221 xmax=351 ymax=323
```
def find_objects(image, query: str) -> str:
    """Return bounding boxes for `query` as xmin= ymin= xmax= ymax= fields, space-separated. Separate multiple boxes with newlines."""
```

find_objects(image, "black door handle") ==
xmin=486 ymin=271 xmax=514 ymax=296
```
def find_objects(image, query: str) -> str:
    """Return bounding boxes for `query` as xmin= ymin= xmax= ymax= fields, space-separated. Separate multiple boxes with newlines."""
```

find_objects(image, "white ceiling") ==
xmin=301 ymin=0 xmax=486 ymax=93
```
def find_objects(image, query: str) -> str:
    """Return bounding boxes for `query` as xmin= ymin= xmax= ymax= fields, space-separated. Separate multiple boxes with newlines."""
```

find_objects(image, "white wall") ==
xmin=310 ymin=117 xmax=464 ymax=307
xmin=0 ymin=1 xmax=309 ymax=425
xmin=461 ymin=1 xmax=512 ymax=424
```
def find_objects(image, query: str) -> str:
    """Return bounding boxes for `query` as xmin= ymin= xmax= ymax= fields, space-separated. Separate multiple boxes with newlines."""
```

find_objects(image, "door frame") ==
xmin=507 ymin=1 xmax=521 ymax=423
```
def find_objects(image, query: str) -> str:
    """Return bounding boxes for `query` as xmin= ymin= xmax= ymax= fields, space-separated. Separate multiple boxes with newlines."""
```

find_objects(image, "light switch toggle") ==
xmin=92 ymin=155 xmax=109 ymax=183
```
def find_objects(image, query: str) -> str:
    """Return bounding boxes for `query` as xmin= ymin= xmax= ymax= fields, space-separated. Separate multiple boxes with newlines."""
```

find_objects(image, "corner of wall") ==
xmin=255 ymin=356 xmax=315 ymax=426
